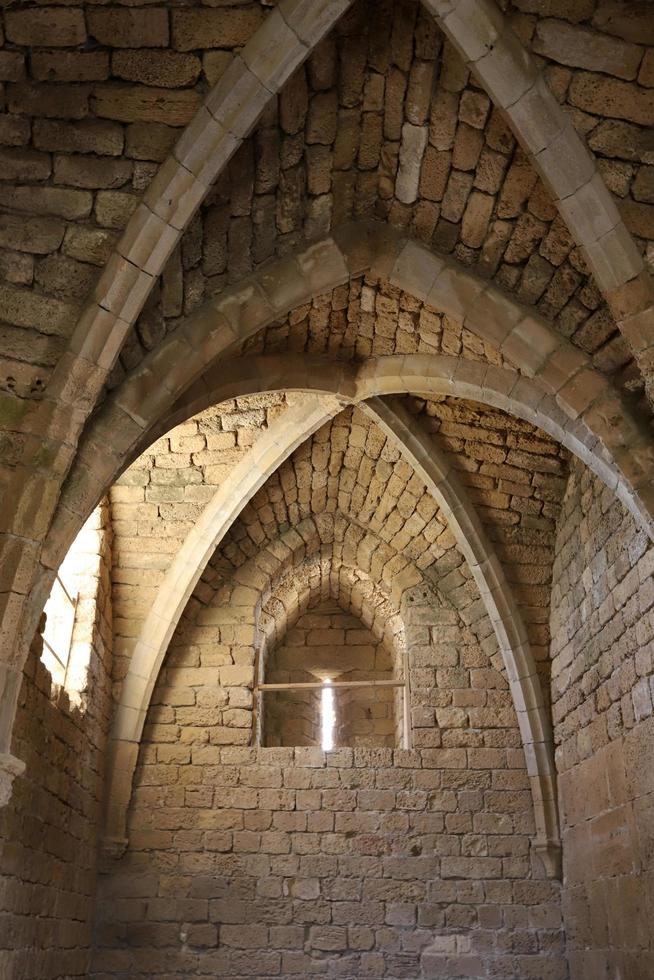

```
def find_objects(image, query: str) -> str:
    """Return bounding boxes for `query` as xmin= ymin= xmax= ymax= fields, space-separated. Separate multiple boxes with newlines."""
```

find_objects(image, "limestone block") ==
xmin=395 ymin=123 xmax=428 ymax=204
xmin=112 ymin=50 xmax=201 ymax=89
xmin=243 ymin=9 xmax=307 ymax=93
xmin=92 ymin=85 xmax=201 ymax=127
xmin=31 ymin=51 xmax=110 ymax=83
xmin=279 ymin=0 xmax=351 ymax=48
xmin=534 ymin=19 xmax=643 ymax=80
xmin=5 ymin=8 xmax=86 ymax=46
xmin=171 ymin=8 xmax=263 ymax=52
xmin=87 ymin=8 xmax=169 ymax=48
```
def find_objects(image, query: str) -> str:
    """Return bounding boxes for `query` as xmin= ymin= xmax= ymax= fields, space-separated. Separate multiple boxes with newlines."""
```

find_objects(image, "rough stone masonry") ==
xmin=0 ymin=0 xmax=653 ymax=979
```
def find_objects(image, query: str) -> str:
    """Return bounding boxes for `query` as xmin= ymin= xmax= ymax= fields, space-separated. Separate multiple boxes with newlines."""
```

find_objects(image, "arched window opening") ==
xmin=260 ymin=600 xmax=408 ymax=749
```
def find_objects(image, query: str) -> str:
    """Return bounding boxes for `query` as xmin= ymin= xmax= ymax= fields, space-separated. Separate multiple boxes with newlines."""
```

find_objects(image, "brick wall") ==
xmin=0 ymin=503 xmax=113 ymax=980
xmin=551 ymin=457 xmax=654 ymax=979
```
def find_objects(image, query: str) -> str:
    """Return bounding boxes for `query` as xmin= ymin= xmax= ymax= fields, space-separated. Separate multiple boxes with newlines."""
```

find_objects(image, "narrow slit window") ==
xmin=321 ymin=679 xmax=336 ymax=751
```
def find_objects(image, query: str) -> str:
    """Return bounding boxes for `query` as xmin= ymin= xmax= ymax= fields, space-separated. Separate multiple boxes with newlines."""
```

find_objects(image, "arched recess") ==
xmin=253 ymin=553 xmax=409 ymax=750
xmin=105 ymin=396 xmax=561 ymax=875
xmin=362 ymin=395 xmax=561 ymax=875
xmin=4 ymin=340 xmax=652 ymax=811
xmin=3 ymin=0 xmax=653 ymax=804
xmin=102 ymin=393 xmax=345 ymax=843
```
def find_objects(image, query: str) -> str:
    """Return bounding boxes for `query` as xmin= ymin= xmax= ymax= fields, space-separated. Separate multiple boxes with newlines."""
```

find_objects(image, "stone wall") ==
xmin=0 ymin=503 xmax=113 ymax=980
xmin=551 ymin=457 xmax=654 ymax=978
xmin=110 ymin=393 xmax=287 ymax=688
xmin=91 ymin=571 xmax=566 ymax=979
xmin=263 ymin=600 xmax=397 ymax=749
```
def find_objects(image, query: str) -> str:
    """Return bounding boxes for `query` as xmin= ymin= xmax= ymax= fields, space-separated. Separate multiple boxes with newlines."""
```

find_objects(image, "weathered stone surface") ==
xmin=0 ymin=114 xmax=30 ymax=147
xmin=7 ymin=82 xmax=90 ymax=120
xmin=0 ymin=185 xmax=92 ymax=220
xmin=171 ymin=8 xmax=264 ymax=52
xmin=31 ymin=51 xmax=110 ymax=83
xmin=0 ymin=51 xmax=25 ymax=83
xmin=53 ymin=155 xmax=132 ymax=191
xmin=396 ymin=123 xmax=428 ymax=204
xmin=4 ymin=8 xmax=86 ymax=47
xmin=112 ymin=51 xmax=201 ymax=89
xmin=0 ymin=148 xmax=51 ymax=182
xmin=0 ymin=214 xmax=65 ymax=255
xmin=91 ymin=85 xmax=201 ymax=127
xmin=63 ymin=226 xmax=117 ymax=267
xmin=569 ymin=72 xmax=654 ymax=125
xmin=0 ymin=283 xmax=79 ymax=336
xmin=534 ymin=18 xmax=644 ymax=80
xmin=593 ymin=1 xmax=654 ymax=45
xmin=87 ymin=8 xmax=169 ymax=48
xmin=33 ymin=119 xmax=124 ymax=156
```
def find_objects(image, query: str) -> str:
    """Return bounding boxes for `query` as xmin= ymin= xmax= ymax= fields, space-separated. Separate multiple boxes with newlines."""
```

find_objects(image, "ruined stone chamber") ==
xmin=0 ymin=0 xmax=653 ymax=978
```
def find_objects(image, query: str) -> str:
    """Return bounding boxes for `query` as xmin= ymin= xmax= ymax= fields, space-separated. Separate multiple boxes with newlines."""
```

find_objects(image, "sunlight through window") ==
xmin=321 ymin=679 xmax=335 ymax=751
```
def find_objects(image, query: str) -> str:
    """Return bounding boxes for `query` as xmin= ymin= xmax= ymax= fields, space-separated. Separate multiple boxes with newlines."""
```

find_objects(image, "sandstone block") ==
xmin=0 ymin=283 xmax=79 ymax=336
xmin=534 ymin=19 xmax=643 ymax=80
xmin=112 ymin=50 xmax=201 ymax=89
xmin=87 ymin=8 xmax=169 ymax=48
xmin=0 ymin=51 xmax=25 ymax=83
xmin=171 ymin=8 xmax=263 ymax=52
xmin=0 ymin=213 xmax=64 ymax=255
xmin=62 ymin=227 xmax=117 ymax=267
xmin=0 ymin=114 xmax=30 ymax=147
xmin=95 ymin=190 xmax=139 ymax=229
xmin=31 ymin=51 xmax=110 ymax=83
xmin=569 ymin=72 xmax=654 ymax=126
xmin=33 ymin=119 xmax=124 ymax=156
xmin=7 ymin=82 xmax=90 ymax=120
xmin=54 ymin=154 xmax=132 ymax=190
xmin=92 ymin=85 xmax=201 ymax=127
xmin=0 ymin=185 xmax=92 ymax=220
xmin=125 ymin=122 xmax=177 ymax=163
xmin=5 ymin=8 xmax=86 ymax=47
xmin=593 ymin=1 xmax=654 ymax=45
xmin=0 ymin=148 xmax=51 ymax=182
xmin=460 ymin=191 xmax=494 ymax=249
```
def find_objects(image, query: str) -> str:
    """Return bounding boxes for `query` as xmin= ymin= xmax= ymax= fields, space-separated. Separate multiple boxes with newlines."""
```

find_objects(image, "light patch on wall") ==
xmin=40 ymin=504 xmax=106 ymax=707
xmin=321 ymin=680 xmax=336 ymax=751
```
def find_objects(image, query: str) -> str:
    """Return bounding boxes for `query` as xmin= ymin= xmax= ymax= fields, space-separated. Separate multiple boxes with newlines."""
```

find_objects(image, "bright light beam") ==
xmin=321 ymin=679 xmax=335 ymax=751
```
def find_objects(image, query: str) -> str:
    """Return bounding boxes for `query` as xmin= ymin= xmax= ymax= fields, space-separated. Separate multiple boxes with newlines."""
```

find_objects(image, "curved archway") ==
xmin=48 ymin=223 xmax=653 ymax=575
xmin=105 ymin=395 xmax=561 ymax=874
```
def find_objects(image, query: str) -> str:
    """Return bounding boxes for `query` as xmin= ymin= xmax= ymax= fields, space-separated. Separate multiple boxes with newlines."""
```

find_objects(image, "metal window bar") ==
xmin=43 ymin=573 xmax=79 ymax=687
xmin=257 ymin=680 xmax=405 ymax=690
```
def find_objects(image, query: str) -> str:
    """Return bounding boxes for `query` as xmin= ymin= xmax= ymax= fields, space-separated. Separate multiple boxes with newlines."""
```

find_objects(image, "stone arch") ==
xmin=252 ymin=553 xmax=409 ymax=750
xmin=104 ymin=401 xmax=560 ymax=875
xmin=362 ymin=395 xmax=560 ymax=874
xmin=3 ymin=1 xmax=652 ymax=797
xmin=48 ymin=223 xmax=652 ymax=572
xmin=43 ymin=0 xmax=653 ymax=439
xmin=150 ymin=349 xmax=653 ymax=538
xmin=422 ymin=0 xmax=652 ymax=378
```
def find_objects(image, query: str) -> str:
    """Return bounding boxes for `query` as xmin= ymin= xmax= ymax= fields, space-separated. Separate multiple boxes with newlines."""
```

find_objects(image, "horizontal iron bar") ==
xmin=258 ymin=680 xmax=405 ymax=691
